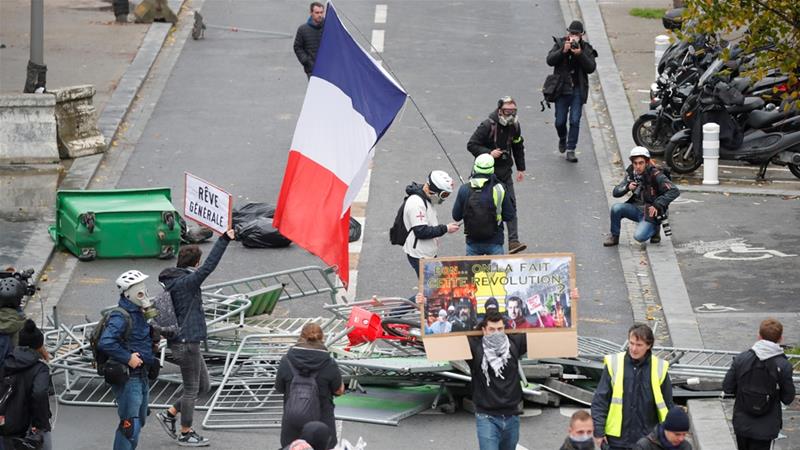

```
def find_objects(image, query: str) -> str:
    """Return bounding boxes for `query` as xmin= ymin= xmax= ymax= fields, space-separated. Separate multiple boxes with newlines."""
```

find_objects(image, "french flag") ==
xmin=273 ymin=1 xmax=407 ymax=286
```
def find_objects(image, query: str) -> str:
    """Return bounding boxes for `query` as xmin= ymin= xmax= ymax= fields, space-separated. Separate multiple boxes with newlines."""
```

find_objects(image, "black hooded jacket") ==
xmin=546 ymin=37 xmax=598 ymax=104
xmin=2 ymin=346 xmax=51 ymax=434
xmin=467 ymin=111 xmax=525 ymax=182
xmin=275 ymin=344 xmax=343 ymax=447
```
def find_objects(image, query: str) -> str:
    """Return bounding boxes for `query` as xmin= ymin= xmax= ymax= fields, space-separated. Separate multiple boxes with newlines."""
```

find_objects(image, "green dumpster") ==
xmin=49 ymin=188 xmax=182 ymax=261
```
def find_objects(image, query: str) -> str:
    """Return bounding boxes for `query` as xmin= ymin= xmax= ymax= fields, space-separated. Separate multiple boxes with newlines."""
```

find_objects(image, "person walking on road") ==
xmin=560 ymin=410 xmax=596 ymax=449
xmin=276 ymin=323 xmax=344 ymax=449
xmin=452 ymin=154 xmax=515 ymax=256
xmin=397 ymin=170 xmax=459 ymax=276
xmin=545 ymin=20 xmax=598 ymax=163
xmin=591 ymin=323 xmax=674 ymax=450
xmin=633 ymin=406 xmax=692 ymax=450
xmin=294 ymin=2 xmax=325 ymax=79
xmin=603 ymin=147 xmax=679 ymax=247
xmin=467 ymin=310 xmax=527 ymax=450
xmin=156 ymin=229 xmax=236 ymax=447
xmin=467 ymin=97 xmax=527 ymax=254
xmin=1 ymin=320 xmax=53 ymax=450
xmin=723 ymin=318 xmax=795 ymax=450
xmin=100 ymin=270 xmax=160 ymax=450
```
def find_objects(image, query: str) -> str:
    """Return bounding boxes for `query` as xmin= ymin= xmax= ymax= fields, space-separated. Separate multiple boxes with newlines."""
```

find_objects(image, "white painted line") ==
xmin=371 ymin=29 xmax=385 ymax=53
xmin=374 ymin=4 xmax=387 ymax=24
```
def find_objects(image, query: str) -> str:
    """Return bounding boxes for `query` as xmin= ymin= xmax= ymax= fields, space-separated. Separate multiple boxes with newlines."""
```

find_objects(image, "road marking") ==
xmin=374 ymin=4 xmax=387 ymax=23
xmin=704 ymin=243 xmax=797 ymax=261
xmin=695 ymin=303 xmax=744 ymax=313
xmin=670 ymin=198 xmax=703 ymax=205
xmin=371 ymin=29 xmax=384 ymax=53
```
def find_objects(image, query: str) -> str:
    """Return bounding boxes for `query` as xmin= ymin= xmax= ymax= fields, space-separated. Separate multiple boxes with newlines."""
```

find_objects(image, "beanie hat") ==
xmin=662 ymin=406 xmax=690 ymax=432
xmin=567 ymin=20 xmax=584 ymax=34
xmin=18 ymin=319 xmax=44 ymax=350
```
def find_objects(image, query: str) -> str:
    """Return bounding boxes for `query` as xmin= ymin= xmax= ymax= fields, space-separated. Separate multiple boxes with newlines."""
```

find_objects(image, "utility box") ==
xmin=49 ymin=188 xmax=181 ymax=261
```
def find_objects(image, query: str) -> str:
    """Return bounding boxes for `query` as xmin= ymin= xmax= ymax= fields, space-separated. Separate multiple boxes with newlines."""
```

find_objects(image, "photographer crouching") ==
xmin=603 ymin=147 xmax=679 ymax=247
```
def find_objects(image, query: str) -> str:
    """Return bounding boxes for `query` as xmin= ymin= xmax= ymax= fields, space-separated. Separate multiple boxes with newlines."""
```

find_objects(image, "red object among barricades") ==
xmin=346 ymin=306 xmax=382 ymax=346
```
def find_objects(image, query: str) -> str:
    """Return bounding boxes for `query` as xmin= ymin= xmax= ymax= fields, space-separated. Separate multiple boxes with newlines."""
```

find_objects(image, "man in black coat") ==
xmin=546 ymin=20 xmax=597 ymax=163
xmin=723 ymin=318 xmax=796 ymax=450
xmin=294 ymin=2 xmax=325 ymax=79
xmin=467 ymin=97 xmax=527 ymax=254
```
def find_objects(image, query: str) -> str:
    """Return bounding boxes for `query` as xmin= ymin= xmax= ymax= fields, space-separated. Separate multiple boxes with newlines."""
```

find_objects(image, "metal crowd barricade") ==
xmin=203 ymin=265 xmax=341 ymax=307
xmin=202 ymin=333 xmax=297 ymax=429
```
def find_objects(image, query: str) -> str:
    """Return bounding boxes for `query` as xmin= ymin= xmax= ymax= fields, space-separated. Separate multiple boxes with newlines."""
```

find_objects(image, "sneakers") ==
xmin=558 ymin=141 xmax=566 ymax=153
xmin=177 ymin=430 xmax=210 ymax=447
xmin=566 ymin=150 xmax=578 ymax=163
xmin=508 ymin=241 xmax=528 ymax=254
xmin=603 ymin=235 xmax=619 ymax=247
xmin=156 ymin=411 xmax=177 ymax=439
xmin=650 ymin=233 xmax=661 ymax=244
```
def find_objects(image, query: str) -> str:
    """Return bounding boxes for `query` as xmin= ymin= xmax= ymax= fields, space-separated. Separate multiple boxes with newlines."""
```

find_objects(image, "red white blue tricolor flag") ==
xmin=273 ymin=1 xmax=407 ymax=286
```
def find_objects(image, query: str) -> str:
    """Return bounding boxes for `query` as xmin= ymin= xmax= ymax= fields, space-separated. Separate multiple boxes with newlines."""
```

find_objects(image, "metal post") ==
xmin=702 ymin=123 xmax=720 ymax=185
xmin=24 ymin=0 xmax=47 ymax=93
xmin=654 ymin=35 xmax=670 ymax=79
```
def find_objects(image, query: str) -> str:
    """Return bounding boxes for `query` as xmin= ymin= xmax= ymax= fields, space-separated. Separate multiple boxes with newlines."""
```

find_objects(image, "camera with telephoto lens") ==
xmin=630 ymin=174 xmax=644 ymax=197
xmin=0 ymin=268 xmax=37 ymax=296
xmin=656 ymin=212 xmax=672 ymax=236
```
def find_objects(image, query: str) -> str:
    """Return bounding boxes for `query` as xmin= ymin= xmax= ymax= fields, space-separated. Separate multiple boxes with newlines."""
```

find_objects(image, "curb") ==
xmin=21 ymin=0 xmax=185 ymax=309
xmin=687 ymin=399 xmax=737 ymax=450
xmin=678 ymin=183 xmax=800 ymax=197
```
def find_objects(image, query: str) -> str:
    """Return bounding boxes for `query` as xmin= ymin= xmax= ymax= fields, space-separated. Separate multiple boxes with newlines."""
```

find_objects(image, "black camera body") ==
xmin=570 ymin=40 xmax=580 ymax=50
xmin=655 ymin=212 xmax=672 ymax=236
xmin=0 ymin=269 xmax=37 ymax=297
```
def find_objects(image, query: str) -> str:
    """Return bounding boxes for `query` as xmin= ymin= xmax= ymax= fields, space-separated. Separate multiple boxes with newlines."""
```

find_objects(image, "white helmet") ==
xmin=629 ymin=146 xmax=651 ymax=160
xmin=116 ymin=270 xmax=149 ymax=293
xmin=428 ymin=170 xmax=454 ymax=194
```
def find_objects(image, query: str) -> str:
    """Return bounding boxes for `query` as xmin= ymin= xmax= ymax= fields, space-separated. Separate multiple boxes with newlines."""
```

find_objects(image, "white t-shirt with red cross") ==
xmin=402 ymin=194 xmax=439 ymax=259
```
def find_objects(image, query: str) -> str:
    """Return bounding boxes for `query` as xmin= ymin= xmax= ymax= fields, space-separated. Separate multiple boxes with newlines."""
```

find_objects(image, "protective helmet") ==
xmin=116 ymin=270 xmax=149 ymax=294
xmin=473 ymin=154 xmax=495 ymax=175
xmin=0 ymin=278 xmax=25 ymax=308
xmin=428 ymin=170 xmax=454 ymax=195
xmin=629 ymin=146 xmax=651 ymax=160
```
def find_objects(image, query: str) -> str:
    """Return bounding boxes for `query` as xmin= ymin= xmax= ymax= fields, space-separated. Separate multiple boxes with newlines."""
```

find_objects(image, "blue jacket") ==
xmin=159 ymin=236 xmax=230 ymax=343
xmin=452 ymin=175 xmax=515 ymax=245
xmin=98 ymin=296 xmax=156 ymax=367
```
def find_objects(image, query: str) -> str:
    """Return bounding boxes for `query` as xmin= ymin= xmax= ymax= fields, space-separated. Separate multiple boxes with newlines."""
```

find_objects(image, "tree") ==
xmin=683 ymin=0 xmax=800 ymax=106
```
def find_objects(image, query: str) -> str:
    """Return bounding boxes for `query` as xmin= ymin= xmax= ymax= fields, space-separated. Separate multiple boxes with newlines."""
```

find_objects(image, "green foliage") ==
xmin=682 ymin=0 xmax=800 ymax=107
xmin=629 ymin=8 xmax=667 ymax=19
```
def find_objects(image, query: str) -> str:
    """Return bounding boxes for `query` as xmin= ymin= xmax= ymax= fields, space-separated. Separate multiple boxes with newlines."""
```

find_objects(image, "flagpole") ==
xmin=336 ymin=7 xmax=465 ymax=184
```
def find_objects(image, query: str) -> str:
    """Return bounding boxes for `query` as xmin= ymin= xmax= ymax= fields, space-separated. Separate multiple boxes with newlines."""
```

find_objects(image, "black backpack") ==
xmin=89 ymin=307 xmax=132 ymax=378
xmin=737 ymin=350 xmax=780 ymax=416
xmin=463 ymin=183 xmax=503 ymax=241
xmin=0 ymin=366 xmax=27 ymax=437
xmin=389 ymin=193 xmax=426 ymax=246
xmin=282 ymin=360 xmax=321 ymax=424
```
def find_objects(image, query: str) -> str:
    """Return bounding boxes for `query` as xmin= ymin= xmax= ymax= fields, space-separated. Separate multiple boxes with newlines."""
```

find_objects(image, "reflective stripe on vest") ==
xmin=603 ymin=352 xmax=670 ymax=437
xmin=491 ymin=184 xmax=505 ymax=224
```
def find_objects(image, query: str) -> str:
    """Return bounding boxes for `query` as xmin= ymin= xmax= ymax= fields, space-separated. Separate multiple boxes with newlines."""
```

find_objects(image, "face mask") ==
xmin=125 ymin=282 xmax=158 ymax=320
xmin=498 ymin=114 xmax=517 ymax=127
xmin=569 ymin=435 xmax=594 ymax=450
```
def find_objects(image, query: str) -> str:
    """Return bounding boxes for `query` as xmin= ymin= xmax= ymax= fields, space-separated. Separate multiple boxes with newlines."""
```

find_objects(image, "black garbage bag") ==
xmin=349 ymin=217 xmax=362 ymax=243
xmin=232 ymin=203 xmax=276 ymax=227
xmin=235 ymin=217 xmax=291 ymax=248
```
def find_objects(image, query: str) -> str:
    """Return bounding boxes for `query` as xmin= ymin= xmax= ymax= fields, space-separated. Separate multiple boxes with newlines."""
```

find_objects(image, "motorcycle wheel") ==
xmin=632 ymin=115 xmax=670 ymax=156
xmin=789 ymin=163 xmax=800 ymax=180
xmin=665 ymin=140 xmax=702 ymax=174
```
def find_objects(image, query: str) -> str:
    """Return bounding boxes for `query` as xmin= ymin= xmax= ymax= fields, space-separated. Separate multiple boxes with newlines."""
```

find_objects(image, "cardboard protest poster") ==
xmin=184 ymin=172 xmax=232 ymax=234
xmin=419 ymin=253 xmax=578 ymax=360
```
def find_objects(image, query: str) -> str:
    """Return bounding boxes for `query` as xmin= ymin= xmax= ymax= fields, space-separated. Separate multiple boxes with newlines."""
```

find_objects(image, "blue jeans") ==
xmin=111 ymin=374 xmax=149 ymax=450
xmin=476 ymin=413 xmax=520 ymax=450
xmin=466 ymin=242 xmax=504 ymax=256
xmin=609 ymin=203 xmax=657 ymax=242
xmin=554 ymin=91 xmax=583 ymax=150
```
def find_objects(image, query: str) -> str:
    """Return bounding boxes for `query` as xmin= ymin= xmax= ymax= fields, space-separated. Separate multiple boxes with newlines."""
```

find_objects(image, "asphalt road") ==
xmin=47 ymin=0 xmax=633 ymax=447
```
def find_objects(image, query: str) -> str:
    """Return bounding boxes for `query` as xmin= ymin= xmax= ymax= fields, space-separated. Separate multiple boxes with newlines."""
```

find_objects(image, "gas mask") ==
xmin=124 ymin=281 xmax=158 ymax=321
xmin=498 ymin=112 xmax=517 ymax=126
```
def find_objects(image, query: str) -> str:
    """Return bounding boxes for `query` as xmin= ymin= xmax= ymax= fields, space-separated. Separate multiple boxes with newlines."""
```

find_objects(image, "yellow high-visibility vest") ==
xmin=603 ymin=351 xmax=669 ymax=437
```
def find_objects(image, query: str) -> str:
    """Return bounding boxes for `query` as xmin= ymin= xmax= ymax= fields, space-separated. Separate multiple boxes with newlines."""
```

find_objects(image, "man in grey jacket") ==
xmin=723 ymin=318 xmax=795 ymax=450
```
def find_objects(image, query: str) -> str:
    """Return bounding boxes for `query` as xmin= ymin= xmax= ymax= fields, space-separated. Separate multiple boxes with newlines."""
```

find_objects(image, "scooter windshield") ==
xmin=699 ymin=59 xmax=724 ymax=86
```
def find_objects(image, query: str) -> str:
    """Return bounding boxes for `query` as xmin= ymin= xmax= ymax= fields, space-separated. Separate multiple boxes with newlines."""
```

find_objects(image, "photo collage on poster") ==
xmin=420 ymin=253 xmax=576 ymax=337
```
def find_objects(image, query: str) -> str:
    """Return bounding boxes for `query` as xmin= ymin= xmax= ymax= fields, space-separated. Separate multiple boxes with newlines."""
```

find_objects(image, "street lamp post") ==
xmin=24 ymin=0 xmax=47 ymax=93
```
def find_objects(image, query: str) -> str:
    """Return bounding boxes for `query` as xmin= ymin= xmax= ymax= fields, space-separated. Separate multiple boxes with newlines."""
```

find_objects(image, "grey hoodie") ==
xmin=751 ymin=339 xmax=784 ymax=360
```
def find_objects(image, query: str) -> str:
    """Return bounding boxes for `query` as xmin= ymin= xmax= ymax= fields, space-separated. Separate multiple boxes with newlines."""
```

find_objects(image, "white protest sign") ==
xmin=184 ymin=172 xmax=232 ymax=234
